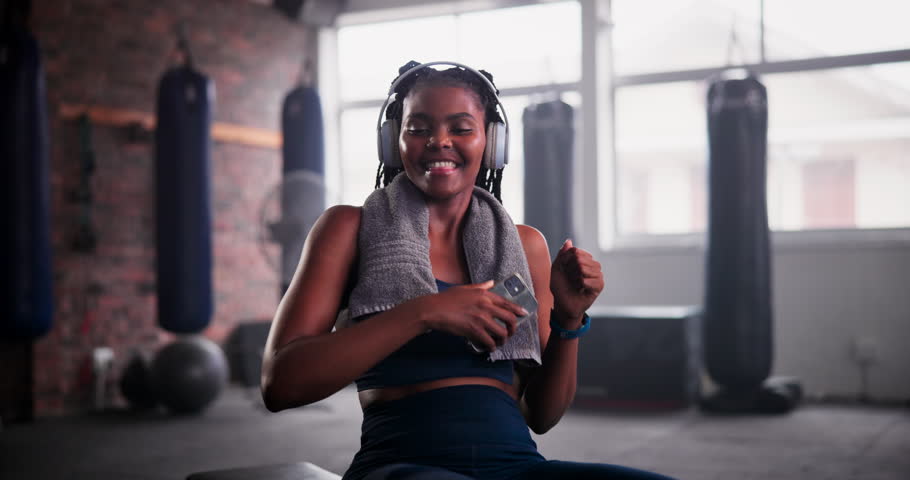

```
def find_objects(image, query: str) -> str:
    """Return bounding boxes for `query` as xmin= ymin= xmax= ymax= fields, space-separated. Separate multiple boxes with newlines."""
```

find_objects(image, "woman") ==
xmin=261 ymin=61 xmax=675 ymax=480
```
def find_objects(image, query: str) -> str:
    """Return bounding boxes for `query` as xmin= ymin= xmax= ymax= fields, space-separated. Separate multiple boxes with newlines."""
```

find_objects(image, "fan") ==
xmin=257 ymin=170 xmax=339 ymax=294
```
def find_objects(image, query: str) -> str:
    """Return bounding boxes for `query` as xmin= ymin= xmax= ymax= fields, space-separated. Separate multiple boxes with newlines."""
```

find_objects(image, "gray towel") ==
xmin=344 ymin=174 xmax=541 ymax=365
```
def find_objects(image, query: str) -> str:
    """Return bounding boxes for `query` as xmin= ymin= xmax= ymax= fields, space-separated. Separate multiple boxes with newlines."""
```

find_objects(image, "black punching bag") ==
xmin=523 ymin=99 xmax=575 ymax=259
xmin=1 ymin=13 xmax=54 ymax=340
xmin=703 ymin=72 xmax=773 ymax=391
xmin=154 ymin=64 xmax=214 ymax=334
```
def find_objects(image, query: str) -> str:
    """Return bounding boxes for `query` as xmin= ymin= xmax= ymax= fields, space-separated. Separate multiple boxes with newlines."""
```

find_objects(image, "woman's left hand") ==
xmin=550 ymin=239 xmax=604 ymax=326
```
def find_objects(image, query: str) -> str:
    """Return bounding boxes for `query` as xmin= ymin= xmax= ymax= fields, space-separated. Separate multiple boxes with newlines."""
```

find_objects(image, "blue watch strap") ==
xmin=550 ymin=312 xmax=591 ymax=339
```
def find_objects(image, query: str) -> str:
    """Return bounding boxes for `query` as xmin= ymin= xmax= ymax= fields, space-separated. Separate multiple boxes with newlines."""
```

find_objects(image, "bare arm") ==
xmin=260 ymin=206 xmax=428 ymax=411
xmin=515 ymin=226 xmax=604 ymax=434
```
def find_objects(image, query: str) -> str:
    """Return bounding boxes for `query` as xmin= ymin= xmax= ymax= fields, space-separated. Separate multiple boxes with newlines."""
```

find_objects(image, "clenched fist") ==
xmin=549 ymin=239 xmax=604 ymax=327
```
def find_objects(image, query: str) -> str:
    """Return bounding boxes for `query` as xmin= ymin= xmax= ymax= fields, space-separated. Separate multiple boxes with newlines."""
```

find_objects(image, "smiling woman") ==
xmin=259 ymin=60 xmax=673 ymax=480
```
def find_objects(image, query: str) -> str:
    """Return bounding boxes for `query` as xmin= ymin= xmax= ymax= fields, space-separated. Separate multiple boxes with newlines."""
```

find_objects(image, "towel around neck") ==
xmin=343 ymin=174 xmax=542 ymax=365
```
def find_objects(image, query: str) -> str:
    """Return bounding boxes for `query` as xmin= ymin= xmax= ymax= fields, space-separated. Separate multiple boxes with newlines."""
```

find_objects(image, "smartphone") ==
xmin=467 ymin=273 xmax=539 ymax=353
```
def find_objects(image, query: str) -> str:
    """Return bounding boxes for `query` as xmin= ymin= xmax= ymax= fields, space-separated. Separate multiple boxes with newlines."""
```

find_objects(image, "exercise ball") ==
xmin=150 ymin=336 xmax=228 ymax=414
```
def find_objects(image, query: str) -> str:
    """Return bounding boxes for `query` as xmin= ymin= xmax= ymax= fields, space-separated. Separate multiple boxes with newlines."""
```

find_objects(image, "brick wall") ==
xmin=28 ymin=0 xmax=315 ymax=416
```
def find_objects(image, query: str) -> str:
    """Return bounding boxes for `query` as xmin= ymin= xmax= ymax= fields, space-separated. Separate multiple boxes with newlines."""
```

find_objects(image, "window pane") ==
xmin=499 ymin=96 xmax=527 ymax=224
xmin=765 ymin=0 xmax=910 ymax=60
xmin=337 ymin=2 xmax=581 ymax=101
xmin=337 ymin=16 xmax=457 ymax=102
xmin=765 ymin=63 xmax=910 ymax=230
xmin=612 ymin=0 xmax=761 ymax=75
xmin=613 ymin=64 xmax=910 ymax=235
xmin=457 ymin=2 xmax=581 ymax=89
xmin=614 ymin=81 xmax=707 ymax=235
xmin=337 ymin=107 xmax=381 ymax=206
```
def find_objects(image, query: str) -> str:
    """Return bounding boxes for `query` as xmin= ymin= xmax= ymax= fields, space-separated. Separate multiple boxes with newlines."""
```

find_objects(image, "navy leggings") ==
xmin=344 ymin=385 xmax=675 ymax=480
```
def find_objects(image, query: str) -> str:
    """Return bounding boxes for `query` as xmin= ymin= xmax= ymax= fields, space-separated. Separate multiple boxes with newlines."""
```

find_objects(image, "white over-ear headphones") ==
xmin=376 ymin=61 xmax=510 ymax=171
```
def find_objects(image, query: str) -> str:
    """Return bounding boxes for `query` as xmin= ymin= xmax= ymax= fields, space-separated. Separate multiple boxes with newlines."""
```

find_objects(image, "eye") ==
xmin=452 ymin=128 xmax=473 ymax=135
xmin=405 ymin=128 xmax=430 ymax=136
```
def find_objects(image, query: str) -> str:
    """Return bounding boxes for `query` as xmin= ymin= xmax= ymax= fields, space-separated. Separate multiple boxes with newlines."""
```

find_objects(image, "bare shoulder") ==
xmin=268 ymin=205 xmax=362 ymax=345
xmin=307 ymin=205 xmax=361 ymax=246
xmin=319 ymin=204 xmax=361 ymax=231
xmin=516 ymin=224 xmax=550 ymax=262
xmin=515 ymin=224 xmax=553 ymax=301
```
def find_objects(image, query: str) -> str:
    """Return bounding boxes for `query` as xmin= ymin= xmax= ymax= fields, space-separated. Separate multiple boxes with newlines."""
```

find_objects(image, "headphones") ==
xmin=376 ymin=61 xmax=510 ymax=171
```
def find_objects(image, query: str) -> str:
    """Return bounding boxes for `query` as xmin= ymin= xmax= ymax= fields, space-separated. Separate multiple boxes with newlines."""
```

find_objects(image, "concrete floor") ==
xmin=1 ymin=385 xmax=908 ymax=480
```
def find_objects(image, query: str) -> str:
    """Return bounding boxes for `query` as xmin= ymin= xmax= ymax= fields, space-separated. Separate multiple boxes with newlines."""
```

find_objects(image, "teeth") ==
xmin=427 ymin=161 xmax=457 ymax=169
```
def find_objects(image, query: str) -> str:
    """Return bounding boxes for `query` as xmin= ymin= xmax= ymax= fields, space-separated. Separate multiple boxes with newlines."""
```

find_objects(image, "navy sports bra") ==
xmin=354 ymin=279 xmax=514 ymax=391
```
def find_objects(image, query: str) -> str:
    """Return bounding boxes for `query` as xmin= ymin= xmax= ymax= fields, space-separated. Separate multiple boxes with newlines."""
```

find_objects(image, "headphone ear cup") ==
xmin=379 ymin=120 xmax=401 ymax=169
xmin=484 ymin=122 xmax=508 ymax=170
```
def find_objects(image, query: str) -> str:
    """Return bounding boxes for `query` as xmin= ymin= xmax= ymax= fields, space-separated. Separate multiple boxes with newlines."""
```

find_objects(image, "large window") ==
xmin=608 ymin=0 xmax=910 ymax=240
xmin=330 ymin=1 xmax=582 ymax=224
xmin=325 ymin=0 xmax=909 ymax=250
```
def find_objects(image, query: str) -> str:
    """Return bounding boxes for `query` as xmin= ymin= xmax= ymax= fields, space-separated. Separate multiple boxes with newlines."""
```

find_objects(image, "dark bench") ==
xmin=187 ymin=462 xmax=341 ymax=480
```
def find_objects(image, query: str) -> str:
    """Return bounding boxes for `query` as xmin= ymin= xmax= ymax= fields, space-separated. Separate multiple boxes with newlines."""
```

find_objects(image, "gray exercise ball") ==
xmin=150 ymin=335 xmax=229 ymax=414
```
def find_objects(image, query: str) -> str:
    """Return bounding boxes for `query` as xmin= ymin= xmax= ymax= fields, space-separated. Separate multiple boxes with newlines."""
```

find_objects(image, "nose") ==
xmin=426 ymin=128 xmax=452 ymax=149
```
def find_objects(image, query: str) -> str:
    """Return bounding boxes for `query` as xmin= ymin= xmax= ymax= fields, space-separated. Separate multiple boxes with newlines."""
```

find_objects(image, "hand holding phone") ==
xmin=467 ymin=273 xmax=538 ymax=353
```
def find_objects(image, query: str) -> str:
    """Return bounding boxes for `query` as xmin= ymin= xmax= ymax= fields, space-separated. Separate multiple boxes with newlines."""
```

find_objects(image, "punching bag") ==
xmin=522 ymin=99 xmax=575 ymax=259
xmin=281 ymin=85 xmax=324 ymax=175
xmin=279 ymin=84 xmax=324 ymax=294
xmin=154 ymin=65 xmax=214 ymax=334
xmin=703 ymin=72 xmax=773 ymax=390
xmin=1 ymin=20 xmax=54 ymax=339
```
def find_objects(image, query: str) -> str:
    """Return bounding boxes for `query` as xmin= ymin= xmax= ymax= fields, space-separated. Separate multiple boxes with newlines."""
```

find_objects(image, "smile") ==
xmin=426 ymin=161 xmax=458 ymax=169
xmin=422 ymin=160 xmax=461 ymax=175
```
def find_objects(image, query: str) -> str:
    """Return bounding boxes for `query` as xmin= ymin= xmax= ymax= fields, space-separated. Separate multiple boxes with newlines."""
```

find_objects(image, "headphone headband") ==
xmin=376 ymin=61 xmax=510 ymax=168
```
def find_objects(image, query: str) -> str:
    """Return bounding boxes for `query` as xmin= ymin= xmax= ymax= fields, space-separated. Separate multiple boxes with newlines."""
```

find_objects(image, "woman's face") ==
xmin=399 ymin=85 xmax=487 ymax=201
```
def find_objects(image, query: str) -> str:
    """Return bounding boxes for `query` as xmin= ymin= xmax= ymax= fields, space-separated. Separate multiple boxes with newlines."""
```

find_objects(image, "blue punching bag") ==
xmin=281 ymin=84 xmax=324 ymax=175
xmin=1 ymin=21 xmax=54 ymax=339
xmin=703 ymin=72 xmax=773 ymax=391
xmin=154 ymin=65 xmax=214 ymax=334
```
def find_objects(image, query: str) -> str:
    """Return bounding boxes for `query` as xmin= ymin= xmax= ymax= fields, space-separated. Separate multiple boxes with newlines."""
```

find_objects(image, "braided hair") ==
xmin=374 ymin=60 xmax=505 ymax=202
